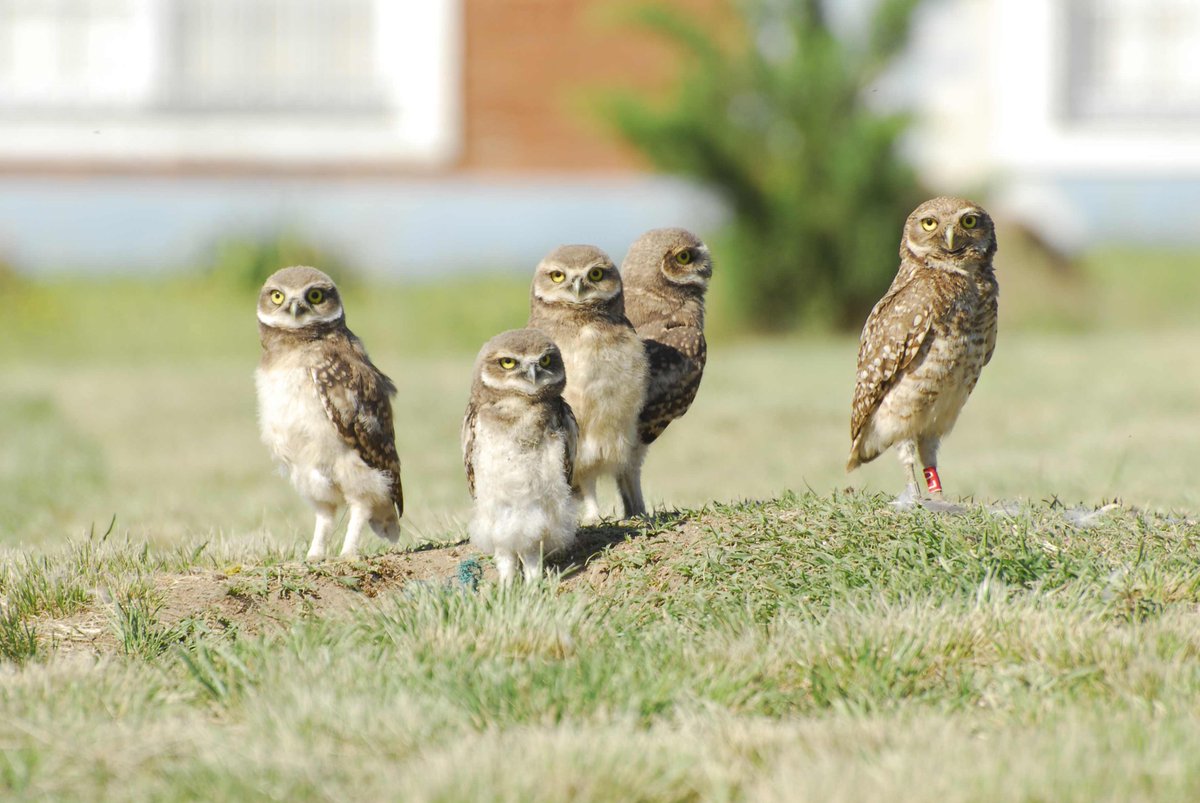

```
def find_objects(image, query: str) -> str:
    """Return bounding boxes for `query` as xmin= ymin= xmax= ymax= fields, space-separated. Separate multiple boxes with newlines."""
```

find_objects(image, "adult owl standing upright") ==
xmin=255 ymin=266 xmax=403 ymax=559
xmin=847 ymin=197 xmax=999 ymax=503
xmin=461 ymin=328 xmax=578 ymax=584
xmin=528 ymin=245 xmax=649 ymax=521
xmin=619 ymin=228 xmax=713 ymax=516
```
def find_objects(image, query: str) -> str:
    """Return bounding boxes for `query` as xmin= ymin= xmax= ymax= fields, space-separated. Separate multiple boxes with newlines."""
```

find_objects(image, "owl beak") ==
xmin=288 ymin=299 xmax=304 ymax=318
xmin=571 ymin=276 xmax=584 ymax=298
xmin=526 ymin=363 xmax=538 ymax=383
xmin=944 ymin=227 xmax=956 ymax=251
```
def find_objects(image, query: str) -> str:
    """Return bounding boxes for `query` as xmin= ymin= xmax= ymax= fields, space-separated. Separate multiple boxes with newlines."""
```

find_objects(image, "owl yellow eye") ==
xmin=549 ymin=270 xmax=566 ymax=283
xmin=920 ymin=217 xmax=938 ymax=232
xmin=539 ymin=354 xmax=552 ymax=367
xmin=498 ymin=357 xmax=517 ymax=370
xmin=961 ymin=214 xmax=979 ymax=229
xmin=306 ymin=288 xmax=325 ymax=304
xmin=587 ymin=267 xmax=605 ymax=282
xmin=270 ymin=290 xmax=285 ymax=305
xmin=675 ymin=249 xmax=692 ymax=265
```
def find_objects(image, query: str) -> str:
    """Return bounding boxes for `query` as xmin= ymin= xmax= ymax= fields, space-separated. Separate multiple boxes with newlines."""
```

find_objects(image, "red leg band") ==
xmin=923 ymin=467 xmax=942 ymax=494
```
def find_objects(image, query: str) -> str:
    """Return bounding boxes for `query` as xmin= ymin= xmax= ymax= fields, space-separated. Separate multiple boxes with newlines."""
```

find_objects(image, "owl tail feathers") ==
xmin=846 ymin=438 xmax=866 ymax=473
xmin=369 ymin=508 xmax=401 ymax=543
xmin=846 ymin=435 xmax=878 ymax=473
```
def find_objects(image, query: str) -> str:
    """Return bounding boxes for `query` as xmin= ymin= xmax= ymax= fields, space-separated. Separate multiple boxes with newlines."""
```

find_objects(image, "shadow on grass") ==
xmin=553 ymin=510 xmax=693 ymax=581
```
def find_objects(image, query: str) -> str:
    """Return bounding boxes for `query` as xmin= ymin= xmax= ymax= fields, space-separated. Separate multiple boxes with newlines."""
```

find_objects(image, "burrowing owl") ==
xmin=619 ymin=228 xmax=713 ymax=515
xmin=255 ymin=266 xmax=403 ymax=559
xmin=528 ymin=245 xmax=649 ymax=521
xmin=461 ymin=328 xmax=579 ymax=584
xmin=847 ymin=197 xmax=998 ymax=503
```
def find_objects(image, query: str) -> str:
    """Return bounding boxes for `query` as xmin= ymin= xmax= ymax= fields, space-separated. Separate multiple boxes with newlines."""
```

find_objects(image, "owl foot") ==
xmin=891 ymin=483 xmax=921 ymax=510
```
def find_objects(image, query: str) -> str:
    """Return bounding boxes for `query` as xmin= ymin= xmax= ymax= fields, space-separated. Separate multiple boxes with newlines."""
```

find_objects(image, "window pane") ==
xmin=158 ymin=0 xmax=387 ymax=115
xmin=0 ymin=0 xmax=149 ymax=108
xmin=1065 ymin=0 xmax=1200 ymax=122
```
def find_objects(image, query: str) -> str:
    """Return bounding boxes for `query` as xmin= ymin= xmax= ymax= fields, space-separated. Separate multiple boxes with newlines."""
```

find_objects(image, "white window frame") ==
xmin=990 ymin=0 xmax=1200 ymax=174
xmin=0 ymin=0 xmax=461 ymax=167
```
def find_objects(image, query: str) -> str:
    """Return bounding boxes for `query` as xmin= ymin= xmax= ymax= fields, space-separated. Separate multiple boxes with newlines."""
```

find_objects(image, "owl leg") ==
xmin=917 ymin=436 xmax=943 ymax=497
xmin=306 ymin=503 xmax=337 ymax=561
xmin=617 ymin=447 xmax=647 ymax=519
xmin=339 ymin=503 xmax=370 ymax=558
xmin=577 ymin=474 xmax=602 ymax=523
xmin=519 ymin=546 xmax=544 ymax=584
xmin=892 ymin=440 xmax=921 ymax=509
xmin=494 ymin=552 xmax=518 ymax=586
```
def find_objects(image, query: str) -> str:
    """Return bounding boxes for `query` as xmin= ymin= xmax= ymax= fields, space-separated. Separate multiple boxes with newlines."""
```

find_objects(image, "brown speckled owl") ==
xmin=256 ymin=266 xmax=403 ymax=559
xmin=528 ymin=245 xmax=649 ymax=522
xmin=461 ymin=329 xmax=579 ymax=585
xmin=619 ymin=228 xmax=712 ymax=516
xmin=847 ymin=197 xmax=998 ymax=504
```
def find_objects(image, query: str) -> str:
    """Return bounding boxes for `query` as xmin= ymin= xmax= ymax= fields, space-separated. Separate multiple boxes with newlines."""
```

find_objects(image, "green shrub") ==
xmin=602 ymin=0 xmax=926 ymax=331
xmin=206 ymin=231 xmax=355 ymax=290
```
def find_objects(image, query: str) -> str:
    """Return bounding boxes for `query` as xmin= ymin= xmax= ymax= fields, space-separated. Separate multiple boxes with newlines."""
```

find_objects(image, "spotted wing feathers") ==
xmin=848 ymin=275 xmax=935 ymax=466
xmin=558 ymin=398 xmax=579 ymax=489
xmin=638 ymin=322 xmax=707 ymax=444
xmin=461 ymin=400 xmax=479 ymax=500
xmin=312 ymin=342 xmax=404 ymax=514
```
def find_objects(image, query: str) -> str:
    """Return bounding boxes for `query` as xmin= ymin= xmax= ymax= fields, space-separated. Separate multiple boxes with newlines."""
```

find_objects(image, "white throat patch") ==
xmin=257 ymin=308 xmax=343 ymax=329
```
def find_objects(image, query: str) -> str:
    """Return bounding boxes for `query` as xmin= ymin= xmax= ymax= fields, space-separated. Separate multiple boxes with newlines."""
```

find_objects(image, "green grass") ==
xmin=1 ymin=495 xmax=1199 ymax=799
xmin=0 ymin=257 xmax=1198 ymax=799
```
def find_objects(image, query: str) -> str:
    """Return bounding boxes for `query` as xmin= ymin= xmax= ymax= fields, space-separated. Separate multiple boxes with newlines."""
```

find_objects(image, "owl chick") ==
xmin=255 ymin=266 xmax=403 ymax=559
xmin=619 ymin=228 xmax=713 ymax=516
xmin=847 ymin=197 xmax=999 ymax=504
xmin=462 ymin=329 xmax=579 ymax=584
xmin=528 ymin=245 xmax=649 ymax=521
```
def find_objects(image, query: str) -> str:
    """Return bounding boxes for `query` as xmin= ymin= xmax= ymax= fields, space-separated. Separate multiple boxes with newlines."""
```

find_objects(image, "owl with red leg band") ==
xmin=846 ymin=197 xmax=998 ymax=505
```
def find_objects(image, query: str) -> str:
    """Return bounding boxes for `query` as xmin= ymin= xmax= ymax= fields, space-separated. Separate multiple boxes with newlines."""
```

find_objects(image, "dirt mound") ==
xmin=38 ymin=513 xmax=700 ymax=657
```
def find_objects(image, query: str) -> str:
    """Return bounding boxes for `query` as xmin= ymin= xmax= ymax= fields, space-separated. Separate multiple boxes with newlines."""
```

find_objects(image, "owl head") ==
xmin=902 ymin=197 xmax=996 ymax=270
xmin=473 ymin=328 xmax=567 ymax=400
xmin=257 ymin=266 xmax=345 ymax=331
xmin=620 ymin=227 xmax=712 ymax=293
xmin=530 ymin=245 xmax=624 ymax=313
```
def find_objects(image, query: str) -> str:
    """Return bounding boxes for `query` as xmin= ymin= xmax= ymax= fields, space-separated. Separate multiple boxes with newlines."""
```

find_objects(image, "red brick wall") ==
xmin=458 ymin=0 xmax=726 ymax=173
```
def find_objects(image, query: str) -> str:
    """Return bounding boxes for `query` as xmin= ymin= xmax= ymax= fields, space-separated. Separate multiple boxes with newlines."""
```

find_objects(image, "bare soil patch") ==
xmin=37 ymin=512 xmax=707 ymax=657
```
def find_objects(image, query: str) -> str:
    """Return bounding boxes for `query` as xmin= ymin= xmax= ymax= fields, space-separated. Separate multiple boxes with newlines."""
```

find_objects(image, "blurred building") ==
xmin=905 ymin=0 xmax=1200 ymax=251
xmin=0 ymin=0 xmax=1197 ymax=275
xmin=0 ymin=0 xmax=723 ymax=275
